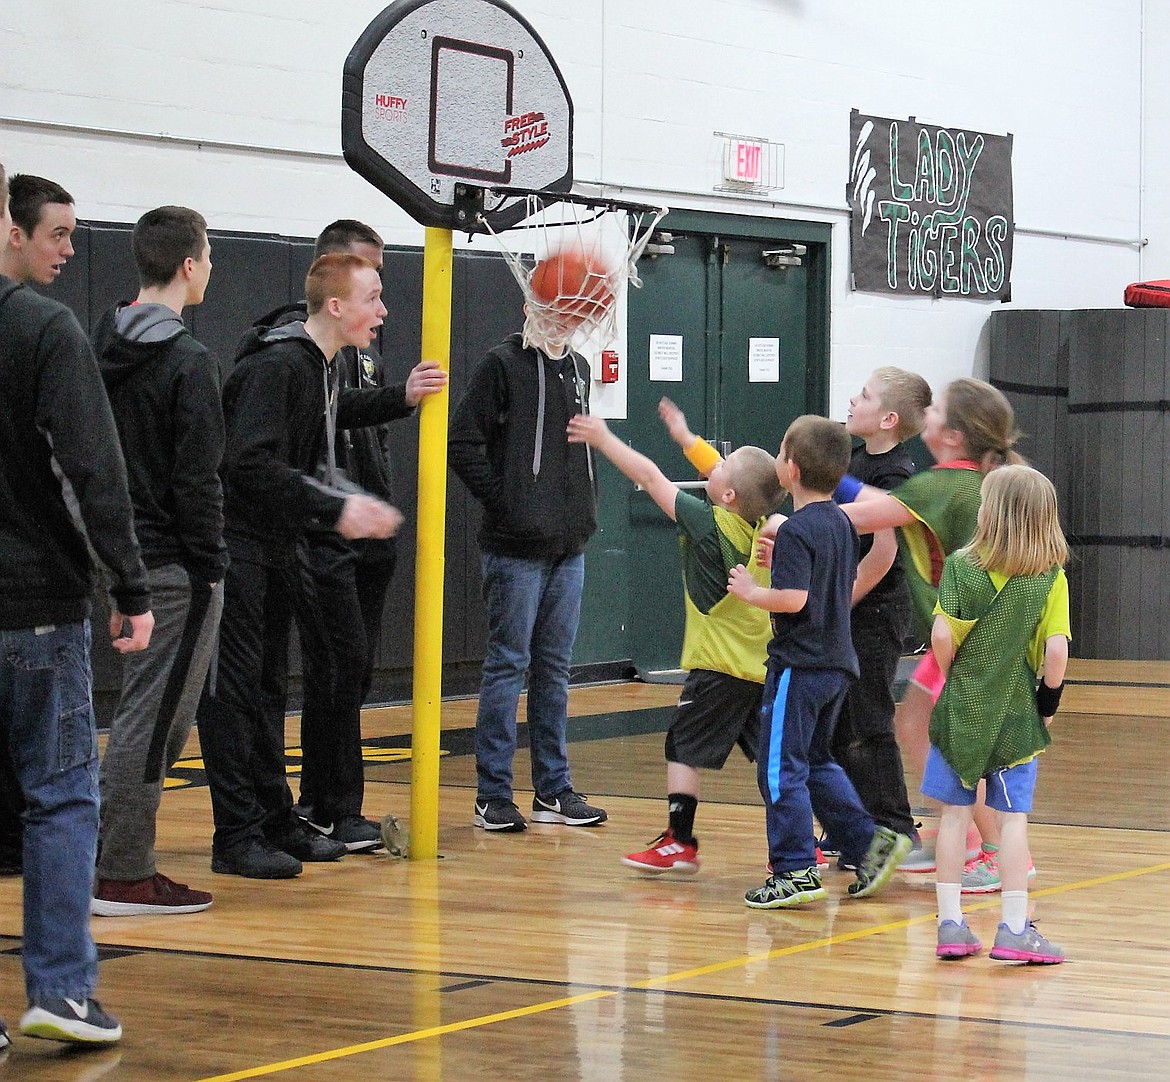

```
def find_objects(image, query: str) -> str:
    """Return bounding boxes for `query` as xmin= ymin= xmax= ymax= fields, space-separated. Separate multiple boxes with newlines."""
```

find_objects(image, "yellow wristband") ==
xmin=684 ymin=437 xmax=721 ymax=474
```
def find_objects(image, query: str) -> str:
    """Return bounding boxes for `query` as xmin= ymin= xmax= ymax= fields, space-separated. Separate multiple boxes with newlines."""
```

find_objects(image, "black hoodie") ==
xmin=222 ymin=319 xmax=414 ymax=562
xmin=449 ymin=333 xmax=597 ymax=559
xmin=0 ymin=277 xmax=149 ymax=627
xmin=94 ymin=301 xmax=229 ymax=583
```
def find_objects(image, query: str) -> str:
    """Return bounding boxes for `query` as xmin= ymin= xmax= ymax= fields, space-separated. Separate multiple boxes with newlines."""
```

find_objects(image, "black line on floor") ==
xmin=823 ymin=1013 xmax=881 ymax=1027
xmin=438 ymin=980 xmax=492 ymax=993
xmin=4 ymin=935 xmax=1167 ymax=1044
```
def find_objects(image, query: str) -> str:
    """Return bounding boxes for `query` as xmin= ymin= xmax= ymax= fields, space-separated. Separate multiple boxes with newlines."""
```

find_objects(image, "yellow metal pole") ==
xmin=410 ymin=226 xmax=453 ymax=860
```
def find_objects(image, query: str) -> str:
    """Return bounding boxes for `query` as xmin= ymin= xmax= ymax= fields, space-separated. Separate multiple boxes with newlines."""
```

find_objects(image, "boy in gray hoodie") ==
xmin=92 ymin=206 xmax=226 ymax=917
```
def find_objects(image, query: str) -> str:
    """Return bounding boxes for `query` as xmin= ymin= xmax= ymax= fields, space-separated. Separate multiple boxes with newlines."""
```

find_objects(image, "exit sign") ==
xmin=726 ymin=139 xmax=763 ymax=184
xmin=713 ymin=132 xmax=783 ymax=194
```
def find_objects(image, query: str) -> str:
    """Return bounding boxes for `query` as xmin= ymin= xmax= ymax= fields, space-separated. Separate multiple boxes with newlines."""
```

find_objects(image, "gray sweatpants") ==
xmin=98 ymin=564 xmax=224 ymax=881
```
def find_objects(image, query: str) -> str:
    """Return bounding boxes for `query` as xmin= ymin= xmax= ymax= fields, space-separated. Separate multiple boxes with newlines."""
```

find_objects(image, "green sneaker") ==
xmin=848 ymin=826 xmax=913 ymax=898
xmin=744 ymin=867 xmax=826 ymax=909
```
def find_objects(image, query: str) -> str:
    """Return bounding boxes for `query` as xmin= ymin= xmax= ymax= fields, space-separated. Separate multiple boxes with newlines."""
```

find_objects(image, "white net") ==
xmin=478 ymin=191 xmax=668 ymax=355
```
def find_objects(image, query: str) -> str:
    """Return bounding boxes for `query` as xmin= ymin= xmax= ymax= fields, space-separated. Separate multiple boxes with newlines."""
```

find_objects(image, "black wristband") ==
xmin=1036 ymin=681 xmax=1065 ymax=717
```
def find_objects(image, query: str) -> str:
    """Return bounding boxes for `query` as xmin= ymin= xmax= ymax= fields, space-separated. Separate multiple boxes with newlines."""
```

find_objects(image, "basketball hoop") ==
xmin=473 ymin=186 xmax=668 ymax=354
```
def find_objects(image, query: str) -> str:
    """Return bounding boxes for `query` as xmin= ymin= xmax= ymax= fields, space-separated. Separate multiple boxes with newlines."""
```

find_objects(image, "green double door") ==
xmin=610 ymin=212 xmax=831 ymax=675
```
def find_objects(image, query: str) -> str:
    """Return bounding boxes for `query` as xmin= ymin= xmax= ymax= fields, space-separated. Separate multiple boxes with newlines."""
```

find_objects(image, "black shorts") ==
xmin=664 ymin=669 xmax=762 ymax=770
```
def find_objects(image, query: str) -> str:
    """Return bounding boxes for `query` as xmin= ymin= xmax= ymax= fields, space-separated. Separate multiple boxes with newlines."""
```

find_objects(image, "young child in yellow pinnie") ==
xmin=567 ymin=400 xmax=782 ymax=873
xmin=929 ymin=465 xmax=1071 ymax=963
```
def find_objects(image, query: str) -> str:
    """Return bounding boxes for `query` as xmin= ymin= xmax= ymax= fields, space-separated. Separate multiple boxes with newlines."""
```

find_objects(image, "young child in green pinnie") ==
xmin=928 ymin=465 xmax=1071 ymax=964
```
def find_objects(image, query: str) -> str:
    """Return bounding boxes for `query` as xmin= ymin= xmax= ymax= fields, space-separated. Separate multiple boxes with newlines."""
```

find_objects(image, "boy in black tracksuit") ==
xmin=246 ymin=218 xmax=446 ymax=853
xmin=199 ymin=253 xmax=405 ymax=879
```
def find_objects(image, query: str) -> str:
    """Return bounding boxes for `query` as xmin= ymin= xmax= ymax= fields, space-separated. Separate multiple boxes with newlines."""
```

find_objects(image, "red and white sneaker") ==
xmin=815 ymin=846 xmax=829 ymax=870
xmin=621 ymin=829 xmax=700 ymax=874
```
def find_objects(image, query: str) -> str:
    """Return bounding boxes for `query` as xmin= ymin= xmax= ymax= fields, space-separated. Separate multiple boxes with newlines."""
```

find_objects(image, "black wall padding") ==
xmin=49 ymin=221 xmax=522 ymax=711
xmin=990 ymin=307 xmax=1170 ymax=659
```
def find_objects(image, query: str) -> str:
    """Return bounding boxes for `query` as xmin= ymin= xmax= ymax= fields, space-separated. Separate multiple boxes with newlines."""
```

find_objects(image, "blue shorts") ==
xmin=920 ymin=745 xmax=1039 ymax=813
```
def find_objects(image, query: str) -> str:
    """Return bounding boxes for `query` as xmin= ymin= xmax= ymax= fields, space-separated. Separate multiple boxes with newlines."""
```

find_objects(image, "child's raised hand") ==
xmin=658 ymin=397 xmax=692 ymax=445
xmin=755 ymin=534 xmax=774 ymax=568
xmin=567 ymin=413 xmax=609 ymax=445
xmin=727 ymin=563 xmax=756 ymax=602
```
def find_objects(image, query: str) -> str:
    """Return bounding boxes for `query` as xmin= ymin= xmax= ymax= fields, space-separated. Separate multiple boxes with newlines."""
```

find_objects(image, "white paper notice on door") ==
xmin=649 ymin=334 xmax=684 ymax=382
xmin=748 ymin=337 xmax=781 ymax=383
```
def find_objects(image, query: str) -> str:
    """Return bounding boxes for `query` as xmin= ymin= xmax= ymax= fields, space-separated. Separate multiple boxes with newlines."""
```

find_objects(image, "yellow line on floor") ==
xmin=195 ymin=859 xmax=1170 ymax=1081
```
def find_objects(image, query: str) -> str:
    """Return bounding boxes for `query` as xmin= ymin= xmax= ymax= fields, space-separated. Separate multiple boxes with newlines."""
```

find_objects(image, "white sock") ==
xmin=936 ymin=882 xmax=964 ymax=926
xmin=1001 ymin=890 xmax=1029 ymax=934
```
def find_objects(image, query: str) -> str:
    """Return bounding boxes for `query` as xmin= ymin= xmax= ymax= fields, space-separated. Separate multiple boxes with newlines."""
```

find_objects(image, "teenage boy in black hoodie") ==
xmin=0 ymin=160 xmax=152 ymax=1047
xmin=449 ymin=278 xmax=607 ymax=834
xmin=199 ymin=253 xmax=407 ymax=880
xmin=252 ymin=220 xmax=446 ymax=852
xmin=92 ymin=206 xmax=226 ymax=917
xmin=0 ymin=173 xmax=78 ymax=876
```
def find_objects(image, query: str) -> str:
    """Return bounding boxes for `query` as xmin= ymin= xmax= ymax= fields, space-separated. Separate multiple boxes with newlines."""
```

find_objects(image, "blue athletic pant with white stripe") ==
xmin=758 ymin=665 xmax=875 ymax=874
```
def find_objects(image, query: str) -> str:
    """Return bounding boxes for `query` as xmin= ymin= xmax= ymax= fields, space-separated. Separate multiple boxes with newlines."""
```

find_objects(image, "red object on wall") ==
xmin=1124 ymin=280 xmax=1170 ymax=308
xmin=600 ymin=349 xmax=620 ymax=383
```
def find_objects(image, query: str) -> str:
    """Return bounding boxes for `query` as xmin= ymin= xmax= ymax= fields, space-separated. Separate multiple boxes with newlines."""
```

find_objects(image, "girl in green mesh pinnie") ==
xmin=926 ymin=465 xmax=1070 ymax=964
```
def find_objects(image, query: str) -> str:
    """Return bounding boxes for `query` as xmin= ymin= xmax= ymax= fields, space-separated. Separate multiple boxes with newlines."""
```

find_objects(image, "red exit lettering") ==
xmin=735 ymin=141 xmax=762 ymax=183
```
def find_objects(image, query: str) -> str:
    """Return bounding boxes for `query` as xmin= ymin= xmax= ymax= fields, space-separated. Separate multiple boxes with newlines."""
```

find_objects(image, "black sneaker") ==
xmin=0 ymin=1018 xmax=9 ymax=1051
xmin=848 ymin=825 xmax=913 ymax=898
xmin=531 ymin=790 xmax=608 ymax=827
xmin=268 ymin=819 xmax=346 ymax=862
xmin=20 ymin=997 xmax=122 ymax=1044
xmin=744 ymin=867 xmax=826 ymax=909
xmin=211 ymin=838 xmax=302 ymax=879
xmin=473 ymin=799 xmax=528 ymax=832
xmin=326 ymin=816 xmax=385 ymax=853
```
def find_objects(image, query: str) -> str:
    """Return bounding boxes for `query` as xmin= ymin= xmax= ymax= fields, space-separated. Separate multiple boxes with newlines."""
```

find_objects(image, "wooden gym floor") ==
xmin=2 ymin=658 xmax=1169 ymax=1081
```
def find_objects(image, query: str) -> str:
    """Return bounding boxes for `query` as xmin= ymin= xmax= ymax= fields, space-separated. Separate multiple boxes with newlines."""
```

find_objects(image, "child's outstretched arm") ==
xmin=844 ymin=488 xmax=915 ymax=534
xmin=567 ymin=414 xmax=681 ymax=521
xmin=727 ymin=564 xmax=807 ymax=613
xmin=659 ymin=397 xmax=721 ymax=477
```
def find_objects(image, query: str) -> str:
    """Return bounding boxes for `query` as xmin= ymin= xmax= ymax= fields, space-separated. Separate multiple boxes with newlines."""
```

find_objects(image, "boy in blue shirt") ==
xmin=729 ymin=416 xmax=912 ymax=907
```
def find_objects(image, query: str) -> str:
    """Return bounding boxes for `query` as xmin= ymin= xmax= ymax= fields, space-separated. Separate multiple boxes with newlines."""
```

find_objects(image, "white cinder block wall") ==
xmin=2 ymin=0 xmax=1165 ymax=420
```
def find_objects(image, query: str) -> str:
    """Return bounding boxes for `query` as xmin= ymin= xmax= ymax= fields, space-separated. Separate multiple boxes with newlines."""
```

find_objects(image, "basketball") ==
xmin=529 ymin=247 xmax=614 ymax=321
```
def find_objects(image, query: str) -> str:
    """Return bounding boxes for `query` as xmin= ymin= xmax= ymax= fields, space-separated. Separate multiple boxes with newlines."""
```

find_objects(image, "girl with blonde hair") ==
xmin=927 ymin=465 xmax=1070 ymax=962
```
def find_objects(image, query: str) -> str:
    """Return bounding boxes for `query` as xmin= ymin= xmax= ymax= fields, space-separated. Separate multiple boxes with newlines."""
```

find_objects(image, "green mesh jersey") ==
xmin=930 ymin=554 xmax=1070 ymax=787
xmin=674 ymin=490 xmax=772 ymax=684
xmin=889 ymin=461 xmax=983 ymax=643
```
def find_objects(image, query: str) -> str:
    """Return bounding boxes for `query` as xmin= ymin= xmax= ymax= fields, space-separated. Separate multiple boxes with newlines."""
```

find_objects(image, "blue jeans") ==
xmin=0 ymin=621 xmax=100 ymax=1002
xmin=475 ymin=552 xmax=584 ymax=803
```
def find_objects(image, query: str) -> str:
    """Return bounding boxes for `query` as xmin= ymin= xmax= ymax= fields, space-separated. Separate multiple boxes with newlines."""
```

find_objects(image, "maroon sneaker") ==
xmin=91 ymin=872 xmax=213 ymax=917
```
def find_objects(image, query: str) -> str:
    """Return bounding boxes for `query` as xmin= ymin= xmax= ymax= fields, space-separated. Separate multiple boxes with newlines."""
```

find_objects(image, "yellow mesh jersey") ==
xmin=676 ymin=497 xmax=772 ymax=684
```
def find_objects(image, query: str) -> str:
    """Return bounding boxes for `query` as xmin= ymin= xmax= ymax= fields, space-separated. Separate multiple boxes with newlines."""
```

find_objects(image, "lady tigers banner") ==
xmin=848 ymin=109 xmax=1014 ymax=300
